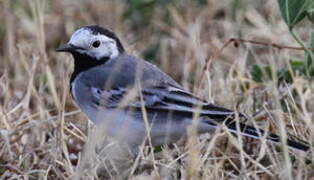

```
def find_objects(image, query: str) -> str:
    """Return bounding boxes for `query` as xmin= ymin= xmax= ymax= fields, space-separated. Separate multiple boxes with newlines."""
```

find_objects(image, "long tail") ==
xmin=206 ymin=119 xmax=309 ymax=151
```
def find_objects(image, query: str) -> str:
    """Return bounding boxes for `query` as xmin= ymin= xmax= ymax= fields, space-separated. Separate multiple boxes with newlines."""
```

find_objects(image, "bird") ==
xmin=56 ymin=25 xmax=309 ymax=152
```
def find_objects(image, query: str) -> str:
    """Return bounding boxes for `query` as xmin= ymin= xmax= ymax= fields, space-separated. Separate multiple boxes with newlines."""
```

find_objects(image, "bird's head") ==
xmin=56 ymin=25 xmax=124 ymax=61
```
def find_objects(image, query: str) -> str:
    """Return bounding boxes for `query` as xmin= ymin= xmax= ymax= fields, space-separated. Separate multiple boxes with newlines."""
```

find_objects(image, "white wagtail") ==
xmin=56 ymin=25 xmax=309 ymax=152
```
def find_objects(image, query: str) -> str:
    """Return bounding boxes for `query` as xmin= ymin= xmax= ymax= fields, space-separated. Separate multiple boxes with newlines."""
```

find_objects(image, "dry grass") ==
xmin=0 ymin=0 xmax=314 ymax=179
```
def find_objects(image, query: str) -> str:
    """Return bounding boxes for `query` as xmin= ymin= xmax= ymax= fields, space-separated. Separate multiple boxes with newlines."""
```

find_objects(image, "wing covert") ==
xmin=91 ymin=84 xmax=239 ymax=120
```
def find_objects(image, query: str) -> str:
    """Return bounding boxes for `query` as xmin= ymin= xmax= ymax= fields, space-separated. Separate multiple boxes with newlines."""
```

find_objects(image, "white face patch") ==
xmin=68 ymin=28 xmax=119 ymax=60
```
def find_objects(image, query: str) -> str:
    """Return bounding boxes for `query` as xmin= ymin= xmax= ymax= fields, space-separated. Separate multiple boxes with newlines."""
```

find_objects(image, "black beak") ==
xmin=56 ymin=43 xmax=75 ymax=52
xmin=56 ymin=43 xmax=85 ymax=53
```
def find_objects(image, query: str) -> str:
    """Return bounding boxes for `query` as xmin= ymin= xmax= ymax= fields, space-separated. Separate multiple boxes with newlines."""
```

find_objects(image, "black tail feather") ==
xmin=206 ymin=119 xmax=310 ymax=151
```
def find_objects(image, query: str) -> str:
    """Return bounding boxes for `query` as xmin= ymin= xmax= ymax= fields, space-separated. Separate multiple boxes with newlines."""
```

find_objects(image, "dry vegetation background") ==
xmin=1 ymin=0 xmax=314 ymax=179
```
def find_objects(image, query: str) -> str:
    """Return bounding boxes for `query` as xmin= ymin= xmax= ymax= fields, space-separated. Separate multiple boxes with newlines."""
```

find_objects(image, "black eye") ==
xmin=92 ymin=40 xmax=101 ymax=48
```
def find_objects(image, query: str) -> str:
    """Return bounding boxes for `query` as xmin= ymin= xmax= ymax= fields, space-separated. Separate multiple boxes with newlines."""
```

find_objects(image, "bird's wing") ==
xmin=90 ymin=84 xmax=310 ymax=151
xmin=91 ymin=83 xmax=238 ymax=121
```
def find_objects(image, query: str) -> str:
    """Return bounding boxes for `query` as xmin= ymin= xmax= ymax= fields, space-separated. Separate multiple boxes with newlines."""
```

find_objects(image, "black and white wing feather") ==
xmin=92 ymin=84 xmax=238 ymax=121
xmin=91 ymin=84 xmax=309 ymax=151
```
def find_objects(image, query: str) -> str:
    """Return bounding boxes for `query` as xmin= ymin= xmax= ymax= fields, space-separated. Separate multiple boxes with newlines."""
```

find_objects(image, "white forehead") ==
xmin=68 ymin=28 xmax=115 ymax=47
